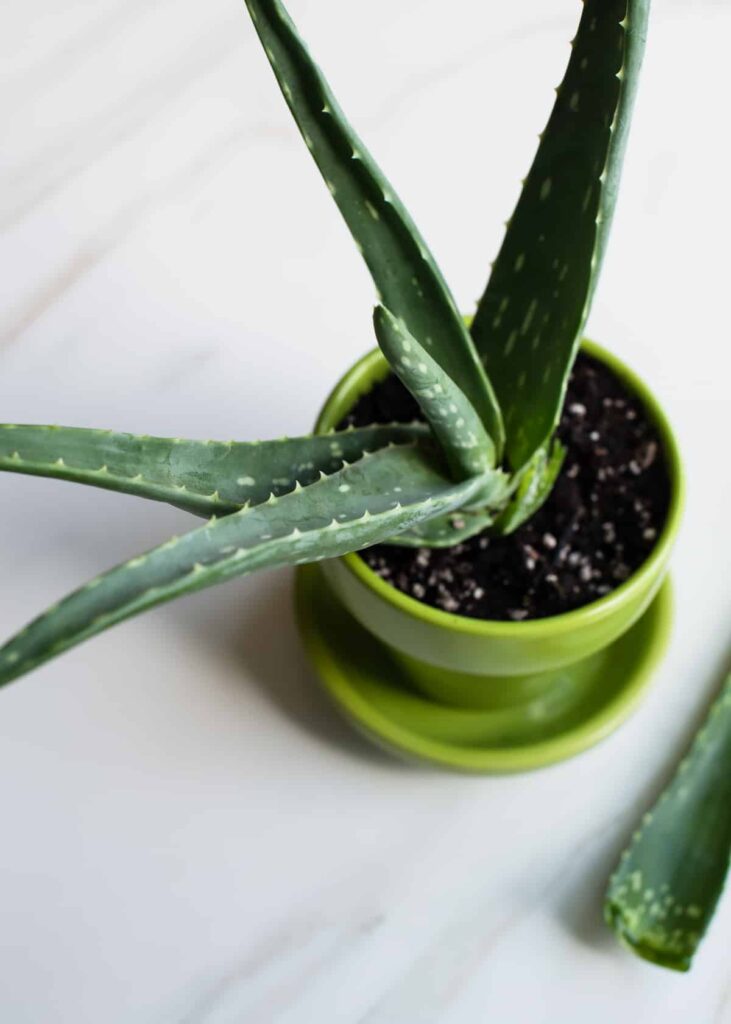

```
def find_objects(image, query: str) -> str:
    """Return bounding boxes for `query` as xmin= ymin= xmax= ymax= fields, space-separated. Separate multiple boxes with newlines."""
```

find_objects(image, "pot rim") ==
xmin=315 ymin=339 xmax=684 ymax=639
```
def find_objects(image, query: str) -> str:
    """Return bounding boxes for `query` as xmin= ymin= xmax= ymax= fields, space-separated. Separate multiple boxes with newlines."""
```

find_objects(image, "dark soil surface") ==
xmin=338 ymin=353 xmax=671 ymax=621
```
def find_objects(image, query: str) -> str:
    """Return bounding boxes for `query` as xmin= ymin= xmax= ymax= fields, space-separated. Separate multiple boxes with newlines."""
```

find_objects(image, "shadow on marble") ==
xmin=555 ymin=827 xmax=628 ymax=954
xmin=176 ymin=568 xmax=410 ymax=771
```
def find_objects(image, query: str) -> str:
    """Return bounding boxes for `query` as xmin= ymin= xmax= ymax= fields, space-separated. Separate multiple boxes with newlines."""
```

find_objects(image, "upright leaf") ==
xmin=373 ymin=305 xmax=496 ymax=478
xmin=244 ymin=0 xmax=504 ymax=453
xmin=0 ymin=444 xmax=488 ymax=688
xmin=491 ymin=440 xmax=566 ymax=536
xmin=471 ymin=0 xmax=650 ymax=469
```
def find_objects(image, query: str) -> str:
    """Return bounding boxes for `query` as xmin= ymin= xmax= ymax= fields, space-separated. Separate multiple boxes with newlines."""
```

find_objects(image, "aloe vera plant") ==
xmin=0 ymin=0 xmax=649 ymax=687
xmin=605 ymin=674 xmax=731 ymax=971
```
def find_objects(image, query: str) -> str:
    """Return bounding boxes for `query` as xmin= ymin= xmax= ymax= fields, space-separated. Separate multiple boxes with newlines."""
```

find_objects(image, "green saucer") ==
xmin=295 ymin=565 xmax=673 ymax=773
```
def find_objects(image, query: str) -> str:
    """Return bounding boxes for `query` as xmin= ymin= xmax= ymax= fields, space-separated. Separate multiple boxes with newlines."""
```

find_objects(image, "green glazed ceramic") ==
xmin=295 ymin=565 xmax=673 ymax=772
xmin=296 ymin=340 xmax=683 ymax=770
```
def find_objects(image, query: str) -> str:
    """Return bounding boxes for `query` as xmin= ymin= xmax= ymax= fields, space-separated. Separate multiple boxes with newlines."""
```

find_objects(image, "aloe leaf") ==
xmin=391 ymin=440 xmax=564 ymax=545
xmin=605 ymin=674 xmax=731 ymax=972
xmin=0 ymin=422 xmax=426 ymax=516
xmin=471 ymin=0 xmax=649 ymax=470
xmin=491 ymin=440 xmax=566 ymax=536
xmin=373 ymin=305 xmax=496 ymax=478
xmin=385 ymin=507 xmax=494 ymax=548
xmin=0 ymin=444 xmax=488 ymax=688
xmin=244 ymin=0 xmax=504 ymax=454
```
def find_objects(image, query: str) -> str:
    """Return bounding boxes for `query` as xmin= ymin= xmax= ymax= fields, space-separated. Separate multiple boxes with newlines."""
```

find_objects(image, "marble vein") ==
xmin=0 ymin=126 xmax=247 ymax=350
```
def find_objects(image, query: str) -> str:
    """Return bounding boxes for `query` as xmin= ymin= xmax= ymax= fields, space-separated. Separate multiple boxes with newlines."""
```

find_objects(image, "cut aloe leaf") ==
xmin=605 ymin=674 xmax=731 ymax=971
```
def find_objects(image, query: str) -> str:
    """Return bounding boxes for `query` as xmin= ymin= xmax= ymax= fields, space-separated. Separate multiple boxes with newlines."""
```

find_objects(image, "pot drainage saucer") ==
xmin=294 ymin=565 xmax=672 ymax=773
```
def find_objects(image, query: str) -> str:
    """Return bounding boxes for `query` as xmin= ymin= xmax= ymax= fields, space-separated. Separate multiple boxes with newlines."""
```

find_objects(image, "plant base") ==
xmin=294 ymin=565 xmax=673 ymax=773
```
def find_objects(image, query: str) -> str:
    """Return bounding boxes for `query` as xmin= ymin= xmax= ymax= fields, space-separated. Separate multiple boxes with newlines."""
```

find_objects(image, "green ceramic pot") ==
xmin=313 ymin=340 xmax=684 ymax=713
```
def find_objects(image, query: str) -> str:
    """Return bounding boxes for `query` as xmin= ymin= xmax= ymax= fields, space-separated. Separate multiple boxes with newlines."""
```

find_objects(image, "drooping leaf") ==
xmin=605 ymin=674 xmax=731 ymax=972
xmin=372 ymin=305 xmax=496 ymax=477
xmin=244 ymin=0 xmax=504 ymax=453
xmin=0 ymin=443 xmax=489 ymax=688
xmin=491 ymin=440 xmax=566 ymax=536
xmin=0 ymin=422 xmax=426 ymax=516
xmin=384 ymin=507 xmax=495 ymax=548
xmin=471 ymin=0 xmax=650 ymax=470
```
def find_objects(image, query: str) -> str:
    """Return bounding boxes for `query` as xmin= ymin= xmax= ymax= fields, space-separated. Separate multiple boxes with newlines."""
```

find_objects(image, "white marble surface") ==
xmin=1 ymin=1 xmax=730 ymax=1020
